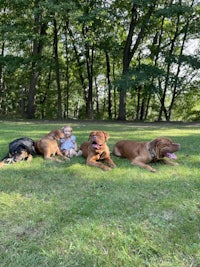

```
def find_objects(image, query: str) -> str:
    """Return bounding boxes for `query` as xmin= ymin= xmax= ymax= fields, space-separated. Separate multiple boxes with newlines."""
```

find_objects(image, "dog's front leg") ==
xmin=103 ymin=157 xmax=117 ymax=168
xmin=26 ymin=154 xmax=33 ymax=162
xmin=56 ymin=149 xmax=70 ymax=161
xmin=159 ymin=158 xmax=179 ymax=166
xmin=87 ymin=156 xmax=112 ymax=171
xmin=131 ymin=159 xmax=156 ymax=172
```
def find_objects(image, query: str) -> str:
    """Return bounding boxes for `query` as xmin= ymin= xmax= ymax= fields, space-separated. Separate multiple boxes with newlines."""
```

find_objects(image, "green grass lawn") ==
xmin=0 ymin=120 xmax=199 ymax=267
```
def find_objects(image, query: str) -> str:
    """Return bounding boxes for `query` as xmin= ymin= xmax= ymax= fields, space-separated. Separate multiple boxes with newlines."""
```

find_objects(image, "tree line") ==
xmin=0 ymin=0 xmax=199 ymax=121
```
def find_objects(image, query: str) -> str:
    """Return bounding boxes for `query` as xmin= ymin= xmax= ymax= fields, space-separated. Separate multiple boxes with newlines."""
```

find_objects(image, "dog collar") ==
xmin=148 ymin=147 xmax=157 ymax=159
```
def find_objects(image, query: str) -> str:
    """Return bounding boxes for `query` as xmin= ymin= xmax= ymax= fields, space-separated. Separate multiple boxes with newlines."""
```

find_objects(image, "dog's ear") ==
xmin=49 ymin=130 xmax=56 ymax=138
xmin=149 ymin=138 xmax=159 ymax=149
xmin=89 ymin=132 xmax=94 ymax=140
xmin=103 ymin=132 xmax=110 ymax=141
xmin=149 ymin=137 xmax=166 ymax=151
xmin=49 ymin=129 xmax=60 ymax=139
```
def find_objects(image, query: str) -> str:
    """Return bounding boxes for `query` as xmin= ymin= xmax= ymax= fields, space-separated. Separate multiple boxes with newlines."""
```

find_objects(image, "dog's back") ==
xmin=9 ymin=137 xmax=35 ymax=155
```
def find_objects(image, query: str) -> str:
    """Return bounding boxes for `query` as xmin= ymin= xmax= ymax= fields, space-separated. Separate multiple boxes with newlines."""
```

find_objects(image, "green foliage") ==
xmin=0 ymin=0 xmax=199 ymax=121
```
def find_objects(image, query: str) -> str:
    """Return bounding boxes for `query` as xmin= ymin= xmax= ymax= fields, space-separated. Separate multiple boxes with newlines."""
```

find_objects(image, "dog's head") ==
xmin=9 ymin=147 xmax=29 ymax=163
xmin=47 ymin=129 xmax=65 ymax=140
xmin=89 ymin=131 xmax=110 ymax=150
xmin=149 ymin=137 xmax=180 ymax=159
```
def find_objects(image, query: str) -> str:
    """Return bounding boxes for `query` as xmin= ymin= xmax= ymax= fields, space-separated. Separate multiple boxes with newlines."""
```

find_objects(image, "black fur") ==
xmin=0 ymin=137 xmax=35 ymax=165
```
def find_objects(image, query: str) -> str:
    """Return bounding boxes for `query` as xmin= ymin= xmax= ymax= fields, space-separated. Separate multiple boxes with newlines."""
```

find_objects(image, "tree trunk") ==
xmin=167 ymin=0 xmax=194 ymax=120
xmin=158 ymin=1 xmax=180 ymax=121
xmin=135 ymin=85 xmax=142 ymax=120
xmin=0 ymin=40 xmax=5 ymax=114
xmin=85 ymin=41 xmax=94 ymax=119
xmin=53 ymin=18 xmax=62 ymax=119
xmin=118 ymin=5 xmax=137 ymax=120
xmin=64 ymin=21 xmax=70 ymax=119
xmin=106 ymin=52 xmax=112 ymax=119
xmin=27 ymin=65 xmax=39 ymax=119
xmin=118 ymin=4 xmax=155 ymax=120
xmin=27 ymin=1 xmax=46 ymax=119
xmin=67 ymin=25 xmax=88 ymax=107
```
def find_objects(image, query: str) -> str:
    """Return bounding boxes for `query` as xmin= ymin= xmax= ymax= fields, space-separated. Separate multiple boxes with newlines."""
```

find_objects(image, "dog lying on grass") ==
xmin=35 ymin=129 xmax=70 ymax=162
xmin=113 ymin=137 xmax=180 ymax=172
xmin=79 ymin=131 xmax=116 ymax=171
xmin=0 ymin=137 xmax=35 ymax=168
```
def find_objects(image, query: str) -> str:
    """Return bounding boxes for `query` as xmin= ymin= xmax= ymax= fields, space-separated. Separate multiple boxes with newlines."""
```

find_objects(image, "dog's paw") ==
xmin=5 ymin=158 xmax=15 ymax=164
xmin=63 ymin=156 xmax=70 ymax=161
xmin=76 ymin=150 xmax=83 ymax=156
xmin=103 ymin=166 xmax=112 ymax=171
xmin=172 ymin=162 xmax=179 ymax=166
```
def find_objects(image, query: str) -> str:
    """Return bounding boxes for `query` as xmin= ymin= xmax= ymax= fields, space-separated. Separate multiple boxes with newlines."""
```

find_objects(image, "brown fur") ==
xmin=113 ymin=137 xmax=180 ymax=172
xmin=79 ymin=131 xmax=116 ymax=171
xmin=35 ymin=129 xmax=69 ymax=161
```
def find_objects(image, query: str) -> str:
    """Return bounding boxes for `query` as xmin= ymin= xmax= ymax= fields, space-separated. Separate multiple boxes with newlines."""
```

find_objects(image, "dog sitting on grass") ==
xmin=34 ymin=129 xmax=70 ymax=162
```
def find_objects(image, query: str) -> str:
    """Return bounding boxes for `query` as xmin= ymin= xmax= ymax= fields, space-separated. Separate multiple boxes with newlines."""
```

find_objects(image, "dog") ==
xmin=79 ymin=131 xmax=116 ymax=171
xmin=0 ymin=137 xmax=35 ymax=168
xmin=35 ymin=129 xmax=70 ymax=161
xmin=113 ymin=137 xmax=180 ymax=172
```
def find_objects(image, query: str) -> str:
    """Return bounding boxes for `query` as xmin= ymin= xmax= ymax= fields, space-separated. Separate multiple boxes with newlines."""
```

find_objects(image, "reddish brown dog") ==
xmin=35 ymin=129 xmax=69 ymax=161
xmin=113 ymin=137 xmax=180 ymax=172
xmin=79 ymin=131 xmax=116 ymax=171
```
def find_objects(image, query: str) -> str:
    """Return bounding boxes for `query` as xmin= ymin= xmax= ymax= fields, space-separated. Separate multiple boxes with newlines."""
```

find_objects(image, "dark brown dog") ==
xmin=79 ymin=131 xmax=116 ymax=171
xmin=35 ymin=129 xmax=69 ymax=161
xmin=113 ymin=137 xmax=180 ymax=172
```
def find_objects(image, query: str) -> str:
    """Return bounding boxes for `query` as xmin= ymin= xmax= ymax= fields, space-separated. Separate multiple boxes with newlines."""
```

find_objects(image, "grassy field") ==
xmin=0 ymin=120 xmax=199 ymax=267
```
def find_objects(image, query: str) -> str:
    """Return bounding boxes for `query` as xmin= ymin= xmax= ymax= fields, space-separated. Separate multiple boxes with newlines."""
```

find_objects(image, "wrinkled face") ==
xmin=89 ymin=131 xmax=109 ymax=150
xmin=155 ymin=137 xmax=180 ymax=159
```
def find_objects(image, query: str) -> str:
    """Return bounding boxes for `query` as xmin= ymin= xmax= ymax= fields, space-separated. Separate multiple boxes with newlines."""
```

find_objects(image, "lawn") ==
xmin=0 ymin=120 xmax=199 ymax=267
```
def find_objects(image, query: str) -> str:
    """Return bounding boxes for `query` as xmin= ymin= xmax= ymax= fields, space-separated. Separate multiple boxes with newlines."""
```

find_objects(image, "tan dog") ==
xmin=79 ymin=131 xmax=116 ymax=171
xmin=113 ymin=137 xmax=180 ymax=172
xmin=35 ymin=129 xmax=69 ymax=161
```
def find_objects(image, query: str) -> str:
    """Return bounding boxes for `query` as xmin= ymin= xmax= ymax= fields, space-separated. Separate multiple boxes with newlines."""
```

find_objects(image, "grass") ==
xmin=0 ymin=120 xmax=200 ymax=267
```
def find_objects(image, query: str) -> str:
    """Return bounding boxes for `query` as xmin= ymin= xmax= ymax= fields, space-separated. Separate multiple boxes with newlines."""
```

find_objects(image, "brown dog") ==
xmin=79 ymin=131 xmax=116 ymax=171
xmin=113 ymin=137 xmax=180 ymax=172
xmin=35 ymin=129 xmax=69 ymax=161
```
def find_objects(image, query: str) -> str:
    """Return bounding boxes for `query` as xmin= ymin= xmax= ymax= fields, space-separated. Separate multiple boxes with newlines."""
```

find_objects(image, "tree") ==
xmin=27 ymin=0 xmax=47 ymax=119
xmin=118 ymin=0 xmax=156 ymax=120
xmin=0 ymin=0 xmax=199 ymax=121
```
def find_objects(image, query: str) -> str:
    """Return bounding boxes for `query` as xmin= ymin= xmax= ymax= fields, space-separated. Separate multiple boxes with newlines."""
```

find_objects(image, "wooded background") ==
xmin=0 ymin=0 xmax=199 ymax=121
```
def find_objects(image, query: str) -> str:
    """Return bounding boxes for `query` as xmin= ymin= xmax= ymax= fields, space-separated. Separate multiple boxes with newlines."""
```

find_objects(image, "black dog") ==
xmin=0 ymin=137 xmax=35 ymax=168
